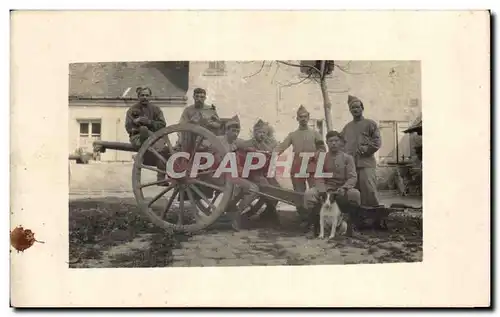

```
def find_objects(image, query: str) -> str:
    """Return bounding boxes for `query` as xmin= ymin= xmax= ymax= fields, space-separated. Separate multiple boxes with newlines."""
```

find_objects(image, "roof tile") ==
xmin=69 ymin=61 xmax=189 ymax=98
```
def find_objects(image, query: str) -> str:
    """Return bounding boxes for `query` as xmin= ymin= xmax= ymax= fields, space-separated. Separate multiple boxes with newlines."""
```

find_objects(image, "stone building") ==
xmin=68 ymin=61 xmax=189 ymax=162
xmin=69 ymin=60 xmax=421 ymax=187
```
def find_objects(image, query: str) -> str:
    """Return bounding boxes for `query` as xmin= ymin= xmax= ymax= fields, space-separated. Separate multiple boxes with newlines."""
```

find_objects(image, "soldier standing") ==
xmin=274 ymin=105 xmax=326 ymax=224
xmin=341 ymin=95 xmax=382 ymax=207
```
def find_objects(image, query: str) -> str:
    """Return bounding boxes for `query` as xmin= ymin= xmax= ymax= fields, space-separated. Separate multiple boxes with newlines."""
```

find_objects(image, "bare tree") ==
xmin=275 ymin=60 xmax=335 ymax=130
xmin=243 ymin=60 xmax=373 ymax=131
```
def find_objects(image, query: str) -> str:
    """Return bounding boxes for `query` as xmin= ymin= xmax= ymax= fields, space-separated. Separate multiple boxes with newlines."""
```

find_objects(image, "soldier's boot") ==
xmin=297 ymin=206 xmax=311 ymax=232
xmin=260 ymin=203 xmax=281 ymax=227
xmin=305 ymin=208 xmax=320 ymax=238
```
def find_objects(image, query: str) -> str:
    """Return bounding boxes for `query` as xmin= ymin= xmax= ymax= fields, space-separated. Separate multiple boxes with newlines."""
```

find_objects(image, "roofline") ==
xmin=69 ymin=96 xmax=188 ymax=101
xmin=69 ymin=97 xmax=188 ymax=107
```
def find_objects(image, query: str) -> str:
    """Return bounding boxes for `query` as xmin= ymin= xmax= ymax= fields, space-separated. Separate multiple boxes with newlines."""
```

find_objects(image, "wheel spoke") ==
xmin=140 ymin=179 xmax=169 ymax=189
xmin=185 ymin=186 xmax=210 ymax=219
xmin=162 ymin=135 xmax=174 ymax=154
xmin=147 ymin=147 xmax=167 ymax=165
xmin=141 ymin=164 xmax=167 ymax=175
xmin=148 ymin=183 xmax=175 ymax=208
xmin=160 ymin=187 xmax=179 ymax=219
xmin=185 ymin=135 xmax=205 ymax=176
xmin=189 ymin=136 xmax=204 ymax=164
xmin=177 ymin=186 xmax=185 ymax=225
xmin=188 ymin=184 xmax=216 ymax=212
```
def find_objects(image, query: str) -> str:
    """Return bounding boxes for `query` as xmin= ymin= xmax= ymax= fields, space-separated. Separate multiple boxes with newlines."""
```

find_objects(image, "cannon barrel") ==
xmin=93 ymin=140 xmax=139 ymax=153
xmin=68 ymin=152 xmax=93 ymax=164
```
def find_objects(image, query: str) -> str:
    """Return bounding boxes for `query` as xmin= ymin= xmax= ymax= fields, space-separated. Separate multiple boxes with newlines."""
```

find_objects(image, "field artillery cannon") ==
xmin=68 ymin=151 xmax=95 ymax=164
xmin=92 ymin=123 xmax=303 ymax=234
xmin=92 ymin=123 xmax=412 ymax=234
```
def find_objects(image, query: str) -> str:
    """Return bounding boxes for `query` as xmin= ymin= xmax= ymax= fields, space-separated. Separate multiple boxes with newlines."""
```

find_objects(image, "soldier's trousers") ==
xmin=356 ymin=167 xmax=380 ymax=207
xmin=303 ymin=186 xmax=361 ymax=233
xmin=303 ymin=187 xmax=361 ymax=210
xmin=130 ymin=126 xmax=167 ymax=181
xmin=291 ymin=175 xmax=315 ymax=220
xmin=241 ymin=174 xmax=280 ymax=215
xmin=204 ymin=174 xmax=259 ymax=214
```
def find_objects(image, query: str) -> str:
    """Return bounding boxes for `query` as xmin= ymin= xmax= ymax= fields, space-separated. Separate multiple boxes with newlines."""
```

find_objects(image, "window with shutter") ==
xmin=378 ymin=120 xmax=412 ymax=164
xmin=204 ymin=61 xmax=227 ymax=76
xmin=378 ymin=121 xmax=396 ymax=161
xmin=308 ymin=118 xmax=324 ymax=137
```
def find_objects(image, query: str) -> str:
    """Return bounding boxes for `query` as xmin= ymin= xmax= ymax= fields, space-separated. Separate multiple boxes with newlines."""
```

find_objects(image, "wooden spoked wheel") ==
xmin=132 ymin=123 xmax=234 ymax=233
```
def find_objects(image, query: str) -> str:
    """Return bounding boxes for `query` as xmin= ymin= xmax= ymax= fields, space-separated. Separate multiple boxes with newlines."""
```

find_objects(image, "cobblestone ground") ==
xmin=168 ymin=212 xmax=422 ymax=267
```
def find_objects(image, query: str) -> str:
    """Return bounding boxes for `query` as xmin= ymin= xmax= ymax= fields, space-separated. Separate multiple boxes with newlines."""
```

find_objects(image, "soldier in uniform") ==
xmin=125 ymin=87 xmax=167 ymax=182
xmin=206 ymin=115 xmax=259 ymax=231
xmin=178 ymin=88 xmax=221 ymax=150
xmin=303 ymin=131 xmax=361 ymax=237
xmin=274 ymin=105 xmax=326 ymax=224
xmin=239 ymin=119 xmax=281 ymax=226
xmin=340 ymin=95 xmax=382 ymax=207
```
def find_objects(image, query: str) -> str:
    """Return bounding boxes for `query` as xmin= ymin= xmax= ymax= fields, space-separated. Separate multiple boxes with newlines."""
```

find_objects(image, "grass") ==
xmin=69 ymin=197 xmax=188 ymax=268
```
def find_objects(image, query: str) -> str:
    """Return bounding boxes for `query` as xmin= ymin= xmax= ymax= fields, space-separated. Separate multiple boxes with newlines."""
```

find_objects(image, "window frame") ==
xmin=308 ymin=118 xmax=325 ymax=139
xmin=78 ymin=119 xmax=102 ymax=138
xmin=203 ymin=61 xmax=227 ymax=76
xmin=377 ymin=120 xmax=413 ymax=165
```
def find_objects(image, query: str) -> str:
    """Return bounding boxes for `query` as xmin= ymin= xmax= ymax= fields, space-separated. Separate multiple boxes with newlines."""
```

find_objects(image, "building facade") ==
xmin=69 ymin=60 xmax=421 ymax=187
xmin=68 ymin=61 xmax=189 ymax=162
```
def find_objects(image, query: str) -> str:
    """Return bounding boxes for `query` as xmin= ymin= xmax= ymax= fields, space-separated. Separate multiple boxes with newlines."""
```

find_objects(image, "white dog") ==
xmin=318 ymin=191 xmax=348 ymax=239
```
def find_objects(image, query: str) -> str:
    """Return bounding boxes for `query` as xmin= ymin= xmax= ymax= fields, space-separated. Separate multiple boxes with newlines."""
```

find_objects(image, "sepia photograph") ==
xmin=68 ymin=60 xmax=423 ymax=268
xmin=10 ymin=9 xmax=490 ymax=307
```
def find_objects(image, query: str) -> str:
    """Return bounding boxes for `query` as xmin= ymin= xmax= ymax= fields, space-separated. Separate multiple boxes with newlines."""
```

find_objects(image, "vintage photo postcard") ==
xmin=10 ymin=10 xmax=490 ymax=307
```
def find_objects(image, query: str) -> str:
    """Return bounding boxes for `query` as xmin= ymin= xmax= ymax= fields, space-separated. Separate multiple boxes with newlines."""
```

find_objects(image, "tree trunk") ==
xmin=318 ymin=60 xmax=334 ymax=131
xmin=320 ymin=78 xmax=333 ymax=131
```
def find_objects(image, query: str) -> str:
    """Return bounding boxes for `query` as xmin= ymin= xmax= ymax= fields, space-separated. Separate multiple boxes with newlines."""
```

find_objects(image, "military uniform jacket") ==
xmin=341 ymin=117 xmax=381 ymax=168
xmin=125 ymin=102 xmax=167 ymax=137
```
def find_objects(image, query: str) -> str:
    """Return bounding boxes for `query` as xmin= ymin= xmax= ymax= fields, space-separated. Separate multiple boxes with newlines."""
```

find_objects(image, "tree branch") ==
xmin=243 ymin=61 xmax=267 ymax=79
xmin=271 ymin=62 xmax=281 ymax=83
xmin=276 ymin=60 xmax=322 ymax=76
xmin=279 ymin=72 xmax=314 ymax=88
xmin=335 ymin=62 xmax=374 ymax=75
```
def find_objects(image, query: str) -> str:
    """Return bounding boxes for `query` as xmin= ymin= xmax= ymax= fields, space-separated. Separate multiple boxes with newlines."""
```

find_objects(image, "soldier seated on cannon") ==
xmin=205 ymin=115 xmax=260 ymax=231
xmin=303 ymin=131 xmax=361 ymax=237
xmin=239 ymin=119 xmax=281 ymax=226
xmin=125 ymin=87 xmax=168 ymax=182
